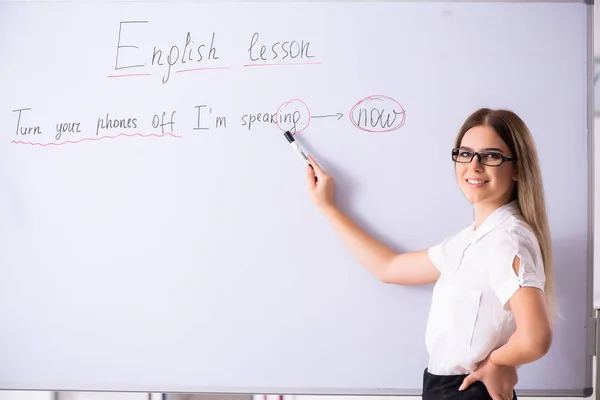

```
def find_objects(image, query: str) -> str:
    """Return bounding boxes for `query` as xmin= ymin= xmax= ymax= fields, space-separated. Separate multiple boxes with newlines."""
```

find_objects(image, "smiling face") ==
xmin=455 ymin=125 xmax=517 ymax=208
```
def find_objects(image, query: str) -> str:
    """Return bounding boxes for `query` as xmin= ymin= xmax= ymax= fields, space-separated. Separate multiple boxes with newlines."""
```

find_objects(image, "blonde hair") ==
xmin=454 ymin=108 xmax=556 ymax=319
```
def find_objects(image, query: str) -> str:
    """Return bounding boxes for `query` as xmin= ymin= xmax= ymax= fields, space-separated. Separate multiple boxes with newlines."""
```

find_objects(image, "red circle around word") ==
xmin=349 ymin=95 xmax=406 ymax=133
xmin=275 ymin=98 xmax=311 ymax=134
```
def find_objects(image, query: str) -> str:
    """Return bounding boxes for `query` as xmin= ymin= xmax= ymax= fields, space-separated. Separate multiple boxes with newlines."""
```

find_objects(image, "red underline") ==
xmin=107 ymin=73 xmax=152 ymax=78
xmin=244 ymin=62 xmax=322 ymax=67
xmin=176 ymin=67 xmax=231 ymax=73
xmin=11 ymin=132 xmax=182 ymax=147
xmin=107 ymin=62 xmax=319 ymax=77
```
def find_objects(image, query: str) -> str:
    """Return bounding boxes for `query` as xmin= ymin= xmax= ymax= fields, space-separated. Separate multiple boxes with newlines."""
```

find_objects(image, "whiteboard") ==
xmin=0 ymin=1 xmax=592 ymax=397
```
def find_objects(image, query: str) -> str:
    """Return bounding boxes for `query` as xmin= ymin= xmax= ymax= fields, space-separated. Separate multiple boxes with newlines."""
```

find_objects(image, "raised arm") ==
xmin=306 ymin=155 xmax=439 ymax=286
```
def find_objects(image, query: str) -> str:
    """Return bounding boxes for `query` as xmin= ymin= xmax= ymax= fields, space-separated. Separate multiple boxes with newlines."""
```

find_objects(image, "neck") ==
xmin=473 ymin=200 xmax=510 ymax=229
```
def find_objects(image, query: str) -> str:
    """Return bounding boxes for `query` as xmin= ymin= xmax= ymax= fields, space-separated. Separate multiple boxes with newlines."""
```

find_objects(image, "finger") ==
xmin=498 ymin=392 xmax=512 ymax=400
xmin=458 ymin=374 xmax=477 ymax=391
xmin=306 ymin=164 xmax=317 ymax=189
xmin=307 ymin=155 xmax=325 ymax=178
xmin=305 ymin=157 xmax=319 ymax=184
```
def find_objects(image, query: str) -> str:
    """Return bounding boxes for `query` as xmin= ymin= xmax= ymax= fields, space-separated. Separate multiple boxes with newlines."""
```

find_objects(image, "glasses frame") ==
xmin=451 ymin=148 xmax=516 ymax=167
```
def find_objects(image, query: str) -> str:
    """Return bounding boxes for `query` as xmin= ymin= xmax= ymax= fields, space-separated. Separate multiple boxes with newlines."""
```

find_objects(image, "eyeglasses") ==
xmin=452 ymin=148 xmax=516 ymax=167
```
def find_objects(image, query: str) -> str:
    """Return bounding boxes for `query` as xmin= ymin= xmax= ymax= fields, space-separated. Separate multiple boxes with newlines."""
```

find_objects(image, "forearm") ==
xmin=322 ymin=205 xmax=396 ymax=280
xmin=490 ymin=329 xmax=551 ymax=367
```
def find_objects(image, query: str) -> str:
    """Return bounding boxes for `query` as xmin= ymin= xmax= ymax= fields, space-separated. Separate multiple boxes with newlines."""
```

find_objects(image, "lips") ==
xmin=465 ymin=178 xmax=489 ymax=188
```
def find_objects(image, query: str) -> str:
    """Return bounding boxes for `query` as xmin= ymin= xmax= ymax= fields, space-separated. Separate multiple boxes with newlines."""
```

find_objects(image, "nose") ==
xmin=468 ymin=154 xmax=484 ymax=171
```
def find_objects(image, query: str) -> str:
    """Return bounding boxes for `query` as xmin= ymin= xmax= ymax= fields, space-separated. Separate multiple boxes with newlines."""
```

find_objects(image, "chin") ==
xmin=460 ymin=186 xmax=489 ymax=204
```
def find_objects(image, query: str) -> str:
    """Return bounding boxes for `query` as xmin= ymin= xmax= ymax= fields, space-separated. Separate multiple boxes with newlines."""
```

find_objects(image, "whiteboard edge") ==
xmin=586 ymin=1 xmax=596 ymax=395
xmin=0 ymin=0 xmax=592 ymax=396
xmin=0 ymin=387 xmax=593 ymax=397
xmin=0 ymin=0 xmax=591 ymax=3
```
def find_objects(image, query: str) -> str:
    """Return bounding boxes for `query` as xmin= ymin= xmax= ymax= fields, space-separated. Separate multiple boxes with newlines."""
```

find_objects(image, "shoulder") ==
xmin=488 ymin=216 xmax=541 ymax=261
xmin=486 ymin=215 xmax=546 ymax=307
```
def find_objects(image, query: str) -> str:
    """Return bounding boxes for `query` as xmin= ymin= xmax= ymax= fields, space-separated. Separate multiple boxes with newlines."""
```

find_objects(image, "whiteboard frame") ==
xmin=586 ymin=1 xmax=595 ymax=398
xmin=0 ymin=0 xmax=593 ymax=397
xmin=586 ymin=0 xmax=597 ymax=397
xmin=0 ymin=0 xmax=591 ymax=3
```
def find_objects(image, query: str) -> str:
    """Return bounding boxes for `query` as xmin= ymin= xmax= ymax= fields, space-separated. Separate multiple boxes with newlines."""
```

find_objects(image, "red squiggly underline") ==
xmin=11 ymin=132 xmax=182 ymax=147
xmin=106 ymin=62 xmax=320 ymax=77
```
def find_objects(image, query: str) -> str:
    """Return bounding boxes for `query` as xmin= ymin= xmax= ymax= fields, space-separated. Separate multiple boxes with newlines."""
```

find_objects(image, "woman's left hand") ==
xmin=459 ymin=355 xmax=518 ymax=400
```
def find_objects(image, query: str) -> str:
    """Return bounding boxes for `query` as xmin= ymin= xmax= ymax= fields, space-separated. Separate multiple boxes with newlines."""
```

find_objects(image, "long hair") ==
xmin=454 ymin=108 xmax=556 ymax=319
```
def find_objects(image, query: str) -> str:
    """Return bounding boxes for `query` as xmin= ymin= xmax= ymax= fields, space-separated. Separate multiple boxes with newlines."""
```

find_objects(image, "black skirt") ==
xmin=422 ymin=368 xmax=518 ymax=400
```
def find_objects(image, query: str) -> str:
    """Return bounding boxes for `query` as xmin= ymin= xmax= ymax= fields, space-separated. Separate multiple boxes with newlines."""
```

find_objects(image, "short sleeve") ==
xmin=489 ymin=228 xmax=546 ymax=309
xmin=428 ymin=236 xmax=451 ymax=273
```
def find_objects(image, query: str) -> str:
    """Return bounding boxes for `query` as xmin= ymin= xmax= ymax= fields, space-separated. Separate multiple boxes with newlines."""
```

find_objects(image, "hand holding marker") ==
xmin=283 ymin=130 xmax=318 ymax=182
xmin=282 ymin=130 xmax=337 ymax=212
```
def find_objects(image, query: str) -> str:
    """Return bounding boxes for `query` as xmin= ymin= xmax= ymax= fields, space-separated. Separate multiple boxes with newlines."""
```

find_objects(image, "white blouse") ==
xmin=425 ymin=200 xmax=546 ymax=375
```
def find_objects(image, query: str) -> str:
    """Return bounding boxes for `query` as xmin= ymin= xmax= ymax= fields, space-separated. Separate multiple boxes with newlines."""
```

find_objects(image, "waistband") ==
xmin=422 ymin=368 xmax=517 ymax=400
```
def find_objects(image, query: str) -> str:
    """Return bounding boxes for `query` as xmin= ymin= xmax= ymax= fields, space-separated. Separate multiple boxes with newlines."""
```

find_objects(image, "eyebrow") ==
xmin=459 ymin=146 xmax=505 ymax=154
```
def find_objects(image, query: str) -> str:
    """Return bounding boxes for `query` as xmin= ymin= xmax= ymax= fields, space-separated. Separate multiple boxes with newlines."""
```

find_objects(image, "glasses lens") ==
xmin=479 ymin=152 xmax=503 ymax=166
xmin=453 ymin=149 xmax=473 ymax=163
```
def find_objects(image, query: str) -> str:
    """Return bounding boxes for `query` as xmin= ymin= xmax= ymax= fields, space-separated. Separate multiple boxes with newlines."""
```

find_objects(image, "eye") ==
xmin=483 ymin=152 xmax=502 ymax=160
xmin=460 ymin=151 xmax=472 ymax=157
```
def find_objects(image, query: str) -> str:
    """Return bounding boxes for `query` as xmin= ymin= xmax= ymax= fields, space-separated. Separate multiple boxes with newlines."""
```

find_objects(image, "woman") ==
xmin=305 ymin=108 xmax=554 ymax=400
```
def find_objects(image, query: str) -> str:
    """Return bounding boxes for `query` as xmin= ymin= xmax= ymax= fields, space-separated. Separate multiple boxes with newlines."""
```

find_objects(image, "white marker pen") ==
xmin=283 ymin=130 xmax=318 ymax=182
xmin=283 ymin=130 xmax=311 ymax=166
